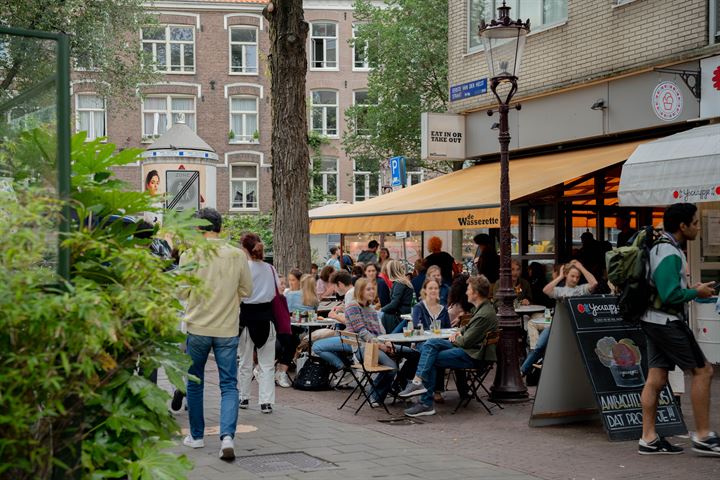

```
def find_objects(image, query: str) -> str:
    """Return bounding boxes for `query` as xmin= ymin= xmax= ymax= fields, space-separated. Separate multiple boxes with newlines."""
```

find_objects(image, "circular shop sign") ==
xmin=652 ymin=81 xmax=683 ymax=121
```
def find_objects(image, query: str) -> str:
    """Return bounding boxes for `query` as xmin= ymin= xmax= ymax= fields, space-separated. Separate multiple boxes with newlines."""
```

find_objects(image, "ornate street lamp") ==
xmin=479 ymin=1 xmax=529 ymax=402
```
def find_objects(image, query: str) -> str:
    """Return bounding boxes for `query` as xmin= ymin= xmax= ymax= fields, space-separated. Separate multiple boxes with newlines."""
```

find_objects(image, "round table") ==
xmin=291 ymin=320 xmax=337 ymax=354
xmin=400 ymin=313 xmax=412 ymax=321
xmin=514 ymin=305 xmax=546 ymax=315
xmin=377 ymin=328 xmax=456 ymax=344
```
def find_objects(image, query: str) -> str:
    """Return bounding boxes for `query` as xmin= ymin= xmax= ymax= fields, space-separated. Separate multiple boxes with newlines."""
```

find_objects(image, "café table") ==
xmin=514 ymin=304 xmax=546 ymax=315
xmin=291 ymin=319 xmax=337 ymax=355
xmin=377 ymin=328 xmax=456 ymax=344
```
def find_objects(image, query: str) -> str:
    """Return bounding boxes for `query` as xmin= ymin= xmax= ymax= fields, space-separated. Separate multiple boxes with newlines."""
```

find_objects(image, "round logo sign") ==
xmin=652 ymin=81 xmax=683 ymax=121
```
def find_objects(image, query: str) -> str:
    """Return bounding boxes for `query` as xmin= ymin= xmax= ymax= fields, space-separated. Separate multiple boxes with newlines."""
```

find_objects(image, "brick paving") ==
xmin=164 ymin=362 xmax=720 ymax=480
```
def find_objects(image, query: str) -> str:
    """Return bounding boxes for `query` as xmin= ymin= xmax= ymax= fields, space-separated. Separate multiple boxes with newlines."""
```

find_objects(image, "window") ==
xmin=352 ymin=25 xmax=369 ymax=70
xmin=76 ymin=94 xmax=106 ymax=141
xmin=310 ymin=22 xmax=338 ymax=69
xmin=229 ymin=97 xmax=258 ymax=143
xmin=310 ymin=90 xmax=338 ymax=136
xmin=230 ymin=164 xmax=259 ymax=210
xmin=470 ymin=1 xmax=567 ymax=51
xmin=142 ymin=25 xmax=195 ymax=73
xmin=313 ymin=157 xmax=338 ymax=201
xmin=229 ymin=26 xmax=258 ymax=74
xmin=142 ymin=96 xmax=196 ymax=139
xmin=352 ymin=90 xmax=371 ymax=135
xmin=353 ymin=170 xmax=380 ymax=202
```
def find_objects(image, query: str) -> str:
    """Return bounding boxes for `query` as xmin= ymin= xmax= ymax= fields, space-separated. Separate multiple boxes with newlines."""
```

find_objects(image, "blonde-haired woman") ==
xmin=380 ymin=259 xmax=415 ymax=333
xmin=286 ymin=272 xmax=319 ymax=313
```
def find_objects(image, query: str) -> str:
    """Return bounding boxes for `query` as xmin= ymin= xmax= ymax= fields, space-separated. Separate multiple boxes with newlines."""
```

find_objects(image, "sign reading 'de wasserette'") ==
xmin=421 ymin=112 xmax=466 ymax=162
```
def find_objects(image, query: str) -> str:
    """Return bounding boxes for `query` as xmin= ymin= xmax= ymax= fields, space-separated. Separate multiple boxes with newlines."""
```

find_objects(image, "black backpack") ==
xmin=293 ymin=357 xmax=331 ymax=391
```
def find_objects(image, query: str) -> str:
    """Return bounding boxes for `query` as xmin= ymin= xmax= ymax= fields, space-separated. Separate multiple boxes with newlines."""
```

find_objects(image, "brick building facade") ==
xmin=71 ymin=0 xmax=377 ymax=214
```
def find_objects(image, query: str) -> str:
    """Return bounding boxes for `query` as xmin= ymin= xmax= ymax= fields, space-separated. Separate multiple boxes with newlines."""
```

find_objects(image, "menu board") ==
xmin=566 ymin=296 xmax=686 ymax=441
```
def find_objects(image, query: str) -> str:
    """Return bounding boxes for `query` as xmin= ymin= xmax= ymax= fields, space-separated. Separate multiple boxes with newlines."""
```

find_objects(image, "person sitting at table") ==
xmin=312 ymin=278 xmax=397 ymax=403
xmin=380 ymin=260 xmax=415 ymax=333
xmin=491 ymin=259 xmax=532 ymax=305
xmin=325 ymin=270 xmax=354 ymax=324
xmin=351 ymin=263 xmax=365 ymax=285
xmin=364 ymin=262 xmax=389 ymax=307
xmin=425 ymin=265 xmax=450 ymax=306
xmin=528 ymin=261 xmax=554 ymax=309
xmin=398 ymin=275 xmax=498 ymax=417
xmin=316 ymin=265 xmax=336 ymax=299
xmin=520 ymin=260 xmax=598 ymax=376
xmin=392 ymin=277 xmax=450 ymax=333
xmin=286 ymin=273 xmax=319 ymax=314
xmin=411 ymin=259 xmax=427 ymax=300
xmin=447 ymin=274 xmax=474 ymax=328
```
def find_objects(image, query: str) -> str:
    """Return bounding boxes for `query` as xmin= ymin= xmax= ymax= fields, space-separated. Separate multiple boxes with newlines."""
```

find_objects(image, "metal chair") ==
xmin=336 ymin=331 xmax=394 ymax=415
xmin=451 ymin=330 xmax=504 ymax=415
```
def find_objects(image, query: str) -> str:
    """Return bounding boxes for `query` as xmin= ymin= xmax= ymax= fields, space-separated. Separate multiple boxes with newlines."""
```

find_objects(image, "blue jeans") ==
xmin=313 ymin=336 xmax=398 ymax=401
xmin=521 ymin=326 xmax=551 ymax=375
xmin=391 ymin=319 xmax=408 ymax=334
xmin=186 ymin=334 xmax=239 ymax=440
xmin=416 ymin=339 xmax=475 ymax=406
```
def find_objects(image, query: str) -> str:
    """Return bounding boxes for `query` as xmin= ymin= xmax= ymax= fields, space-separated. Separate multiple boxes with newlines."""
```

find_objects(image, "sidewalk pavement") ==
xmin=164 ymin=362 xmax=720 ymax=480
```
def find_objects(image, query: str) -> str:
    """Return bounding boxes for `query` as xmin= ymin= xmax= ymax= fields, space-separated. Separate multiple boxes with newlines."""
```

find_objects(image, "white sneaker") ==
xmin=219 ymin=436 xmax=235 ymax=460
xmin=182 ymin=435 xmax=204 ymax=449
xmin=275 ymin=371 xmax=292 ymax=388
xmin=332 ymin=373 xmax=355 ymax=388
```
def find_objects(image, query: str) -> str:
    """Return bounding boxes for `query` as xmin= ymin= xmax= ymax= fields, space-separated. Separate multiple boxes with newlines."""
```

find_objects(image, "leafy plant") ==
xmin=224 ymin=213 xmax=273 ymax=254
xmin=0 ymin=130 xmax=209 ymax=479
xmin=228 ymin=129 xmax=236 ymax=140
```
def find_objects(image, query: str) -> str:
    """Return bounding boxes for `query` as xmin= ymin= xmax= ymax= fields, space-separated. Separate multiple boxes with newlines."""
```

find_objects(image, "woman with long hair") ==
xmin=364 ymin=262 xmax=390 ymax=307
xmin=378 ymin=247 xmax=391 ymax=268
xmin=143 ymin=170 xmax=163 ymax=225
xmin=285 ymin=270 xmax=318 ymax=313
xmin=238 ymin=233 xmax=279 ymax=414
xmin=316 ymin=265 xmax=337 ymax=299
xmin=380 ymin=260 xmax=414 ymax=333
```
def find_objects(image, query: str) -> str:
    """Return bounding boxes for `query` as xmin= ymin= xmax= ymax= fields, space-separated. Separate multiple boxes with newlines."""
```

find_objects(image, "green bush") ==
xmin=0 ymin=131 xmax=209 ymax=479
xmin=223 ymin=213 xmax=273 ymax=254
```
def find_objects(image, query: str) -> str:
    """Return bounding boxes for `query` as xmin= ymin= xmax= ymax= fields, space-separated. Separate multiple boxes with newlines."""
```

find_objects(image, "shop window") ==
xmin=142 ymin=95 xmax=195 ymax=139
xmin=229 ymin=26 xmax=258 ymax=74
xmin=406 ymin=170 xmax=424 ymax=186
xmin=229 ymin=96 xmax=258 ymax=143
xmin=527 ymin=206 xmax=555 ymax=254
xmin=142 ymin=25 xmax=195 ymax=73
xmin=313 ymin=156 xmax=338 ymax=201
xmin=230 ymin=164 xmax=259 ymax=210
xmin=310 ymin=22 xmax=338 ymax=70
xmin=76 ymin=94 xmax=106 ymax=141
xmin=352 ymin=24 xmax=369 ymax=70
xmin=310 ymin=90 xmax=338 ymax=136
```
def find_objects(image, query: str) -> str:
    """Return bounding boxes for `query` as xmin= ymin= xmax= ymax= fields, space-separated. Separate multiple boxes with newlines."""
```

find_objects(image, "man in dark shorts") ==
xmin=638 ymin=203 xmax=719 ymax=456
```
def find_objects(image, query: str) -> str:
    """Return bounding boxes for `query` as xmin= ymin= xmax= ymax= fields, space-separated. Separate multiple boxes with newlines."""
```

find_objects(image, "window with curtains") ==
xmin=310 ymin=22 xmax=338 ymax=69
xmin=229 ymin=26 xmax=258 ymax=74
xmin=229 ymin=96 xmax=258 ymax=143
xmin=230 ymin=164 xmax=259 ymax=210
xmin=76 ymin=94 xmax=106 ymax=141
xmin=469 ymin=1 xmax=567 ymax=51
xmin=313 ymin=156 xmax=338 ymax=201
xmin=310 ymin=90 xmax=338 ymax=136
xmin=142 ymin=95 xmax=195 ymax=139
xmin=141 ymin=25 xmax=195 ymax=73
xmin=352 ymin=24 xmax=369 ymax=70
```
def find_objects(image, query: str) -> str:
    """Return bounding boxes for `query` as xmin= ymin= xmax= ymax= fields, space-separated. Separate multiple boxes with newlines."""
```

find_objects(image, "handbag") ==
xmin=269 ymin=264 xmax=292 ymax=335
xmin=293 ymin=356 xmax=331 ymax=391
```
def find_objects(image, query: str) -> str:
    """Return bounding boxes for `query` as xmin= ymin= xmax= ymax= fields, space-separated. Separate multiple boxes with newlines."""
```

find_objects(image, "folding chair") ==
xmin=336 ymin=331 xmax=394 ymax=415
xmin=451 ymin=330 xmax=504 ymax=415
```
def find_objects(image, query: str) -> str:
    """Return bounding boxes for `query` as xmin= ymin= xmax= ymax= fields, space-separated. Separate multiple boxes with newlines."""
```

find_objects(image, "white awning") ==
xmin=618 ymin=124 xmax=720 ymax=206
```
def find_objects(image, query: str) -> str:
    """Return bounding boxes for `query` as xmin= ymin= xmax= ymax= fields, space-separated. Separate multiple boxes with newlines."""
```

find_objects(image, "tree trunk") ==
xmin=265 ymin=1 xmax=311 ymax=274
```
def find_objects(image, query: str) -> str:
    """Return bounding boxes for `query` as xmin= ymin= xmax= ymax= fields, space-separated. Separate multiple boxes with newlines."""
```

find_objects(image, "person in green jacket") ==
xmin=398 ymin=275 xmax=498 ymax=417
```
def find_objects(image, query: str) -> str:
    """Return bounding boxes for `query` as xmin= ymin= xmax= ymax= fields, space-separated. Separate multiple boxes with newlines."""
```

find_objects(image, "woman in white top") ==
xmin=238 ymin=233 xmax=278 ymax=414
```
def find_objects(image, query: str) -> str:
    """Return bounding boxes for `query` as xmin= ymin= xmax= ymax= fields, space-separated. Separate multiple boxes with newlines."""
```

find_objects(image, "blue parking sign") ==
xmin=390 ymin=156 xmax=405 ymax=187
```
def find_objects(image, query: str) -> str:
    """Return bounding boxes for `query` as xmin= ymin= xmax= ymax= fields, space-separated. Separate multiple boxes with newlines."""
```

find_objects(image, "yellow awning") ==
xmin=309 ymin=140 xmax=646 ymax=234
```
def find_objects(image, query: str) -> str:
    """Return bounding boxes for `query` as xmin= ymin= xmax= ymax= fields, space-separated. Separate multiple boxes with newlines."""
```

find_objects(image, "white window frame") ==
xmin=310 ymin=90 xmax=339 ymax=137
xmin=352 ymin=166 xmax=380 ymax=202
xmin=228 ymin=26 xmax=259 ymax=75
xmin=352 ymin=90 xmax=371 ymax=136
xmin=352 ymin=24 xmax=369 ymax=71
xmin=407 ymin=170 xmax=424 ymax=187
xmin=314 ymin=156 xmax=339 ymax=201
xmin=229 ymin=163 xmax=260 ymax=211
xmin=141 ymin=24 xmax=195 ymax=74
xmin=468 ymin=1 xmax=568 ymax=53
xmin=75 ymin=93 xmax=107 ymax=142
xmin=141 ymin=95 xmax=196 ymax=141
xmin=229 ymin=96 xmax=259 ymax=144
xmin=310 ymin=22 xmax=338 ymax=71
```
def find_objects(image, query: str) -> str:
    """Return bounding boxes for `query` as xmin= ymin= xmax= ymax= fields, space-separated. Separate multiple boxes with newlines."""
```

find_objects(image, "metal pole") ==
xmin=489 ymin=77 xmax=528 ymax=403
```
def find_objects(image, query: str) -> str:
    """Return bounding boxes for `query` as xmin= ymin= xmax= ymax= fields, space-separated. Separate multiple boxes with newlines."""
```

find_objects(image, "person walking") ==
xmin=424 ymin=236 xmax=455 ymax=284
xmin=180 ymin=208 xmax=253 ymax=460
xmin=357 ymin=239 xmax=379 ymax=264
xmin=638 ymin=203 xmax=719 ymax=456
xmin=326 ymin=246 xmax=341 ymax=270
xmin=473 ymin=233 xmax=500 ymax=284
xmin=238 ymin=233 xmax=279 ymax=415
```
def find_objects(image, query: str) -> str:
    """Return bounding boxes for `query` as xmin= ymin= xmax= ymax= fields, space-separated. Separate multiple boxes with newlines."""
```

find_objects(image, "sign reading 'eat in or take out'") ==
xmin=420 ymin=112 xmax=466 ymax=162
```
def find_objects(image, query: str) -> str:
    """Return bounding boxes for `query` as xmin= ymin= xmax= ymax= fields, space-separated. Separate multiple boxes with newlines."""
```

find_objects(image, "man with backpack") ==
xmin=638 ymin=203 xmax=719 ymax=456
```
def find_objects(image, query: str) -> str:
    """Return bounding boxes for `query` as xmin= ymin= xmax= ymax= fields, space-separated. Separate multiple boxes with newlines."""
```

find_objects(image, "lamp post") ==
xmin=479 ymin=1 xmax=530 ymax=402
